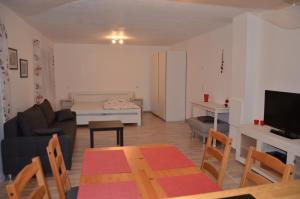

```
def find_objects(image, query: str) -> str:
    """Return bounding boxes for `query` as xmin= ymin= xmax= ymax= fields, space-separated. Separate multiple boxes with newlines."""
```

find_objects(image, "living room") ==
xmin=0 ymin=0 xmax=300 ymax=198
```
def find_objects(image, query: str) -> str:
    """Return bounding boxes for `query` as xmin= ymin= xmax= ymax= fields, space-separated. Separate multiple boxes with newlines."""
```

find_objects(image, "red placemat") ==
xmin=77 ymin=181 xmax=141 ymax=199
xmin=81 ymin=150 xmax=131 ymax=175
xmin=158 ymin=173 xmax=222 ymax=197
xmin=140 ymin=146 xmax=195 ymax=170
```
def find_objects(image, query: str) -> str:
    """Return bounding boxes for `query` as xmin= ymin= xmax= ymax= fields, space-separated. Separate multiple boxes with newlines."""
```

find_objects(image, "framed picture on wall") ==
xmin=8 ymin=48 xmax=18 ymax=70
xmin=19 ymin=59 xmax=28 ymax=78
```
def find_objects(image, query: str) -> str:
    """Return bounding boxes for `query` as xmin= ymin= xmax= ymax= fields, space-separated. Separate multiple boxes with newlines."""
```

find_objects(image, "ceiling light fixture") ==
xmin=111 ymin=38 xmax=124 ymax=45
xmin=106 ymin=31 xmax=130 ymax=45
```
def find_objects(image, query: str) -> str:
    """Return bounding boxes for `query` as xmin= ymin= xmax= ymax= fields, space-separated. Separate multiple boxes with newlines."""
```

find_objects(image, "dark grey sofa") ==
xmin=1 ymin=99 xmax=77 ymax=176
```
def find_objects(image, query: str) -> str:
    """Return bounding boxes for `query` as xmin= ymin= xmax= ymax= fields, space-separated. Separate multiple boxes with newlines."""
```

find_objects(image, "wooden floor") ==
xmin=0 ymin=113 xmax=244 ymax=198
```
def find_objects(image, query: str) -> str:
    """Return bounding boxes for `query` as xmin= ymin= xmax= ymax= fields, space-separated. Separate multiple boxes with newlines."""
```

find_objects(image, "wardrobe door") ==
xmin=158 ymin=51 xmax=166 ymax=119
xmin=165 ymin=51 xmax=186 ymax=121
xmin=151 ymin=52 xmax=159 ymax=116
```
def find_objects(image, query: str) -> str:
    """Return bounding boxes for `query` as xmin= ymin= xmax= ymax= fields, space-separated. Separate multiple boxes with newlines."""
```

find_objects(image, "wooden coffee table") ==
xmin=88 ymin=120 xmax=124 ymax=148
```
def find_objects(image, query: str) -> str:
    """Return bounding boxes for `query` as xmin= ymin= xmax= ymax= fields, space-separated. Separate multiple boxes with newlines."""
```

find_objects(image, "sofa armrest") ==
xmin=1 ymin=134 xmax=73 ymax=175
xmin=72 ymin=111 xmax=76 ymax=118
xmin=54 ymin=109 xmax=76 ymax=122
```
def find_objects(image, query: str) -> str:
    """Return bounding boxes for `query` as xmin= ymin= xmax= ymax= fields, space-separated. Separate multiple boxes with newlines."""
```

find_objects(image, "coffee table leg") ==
xmin=120 ymin=128 xmax=123 ymax=146
xmin=117 ymin=129 xmax=120 ymax=146
xmin=90 ymin=130 xmax=94 ymax=148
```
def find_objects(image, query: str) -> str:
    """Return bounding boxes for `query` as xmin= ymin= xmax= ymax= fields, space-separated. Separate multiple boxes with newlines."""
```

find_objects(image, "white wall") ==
xmin=230 ymin=13 xmax=300 ymax=147
xmin=170 ymin=13 xmax=300 ymax=148
xmin=0 ymin=4 xmax=53 ymax=115
xmin=254 ymin=20 xmax=300 ymax=119
xmin=170 ymin=25 xmax=233 ymax=117
xmin=230 ymin=14 xmax=262 ymax=128
xmin=0 ymin=3 xmax=52 ymax=181
xmin=231 ymin=13 xmax=300 ymax=123
xmin=54 ymin=44 xmax=164 ymax=111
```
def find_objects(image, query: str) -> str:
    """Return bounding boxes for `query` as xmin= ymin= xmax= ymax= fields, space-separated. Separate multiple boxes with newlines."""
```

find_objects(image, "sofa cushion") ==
xmin=187 ymin=117 xmax=229 ymax=137
xmin=50 ymin=120 xmax=77 ymax=152
xmin=33 ymin=127 xmax=63 ymax=136
xmin=56 ymin=109 xmax=75 ymax=122
xmin=50 ymin=120 xmax=76 ymax=136
xmin=17 ymin=105 xmax=48 ymax=136
xmin=38 ymin=99 xmax=56 ymax=125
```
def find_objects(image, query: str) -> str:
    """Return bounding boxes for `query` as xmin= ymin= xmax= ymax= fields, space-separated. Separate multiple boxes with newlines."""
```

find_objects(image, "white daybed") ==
xmin=71 ymin=92 xmax=141 ymax=126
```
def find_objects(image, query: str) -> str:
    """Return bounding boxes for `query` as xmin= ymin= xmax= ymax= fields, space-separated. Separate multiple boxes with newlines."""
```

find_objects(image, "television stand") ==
xmin=236 ymin=124 xmax=300 ymax=181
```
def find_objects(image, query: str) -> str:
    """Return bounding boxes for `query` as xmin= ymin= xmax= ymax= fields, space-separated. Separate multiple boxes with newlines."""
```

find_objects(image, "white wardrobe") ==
xmin=151 ymin=50 xmax=186 ymax=121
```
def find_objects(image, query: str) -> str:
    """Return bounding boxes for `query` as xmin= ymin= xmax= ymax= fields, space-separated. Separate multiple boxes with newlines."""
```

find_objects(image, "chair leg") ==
xmin=7 ymin=174 xmax=12 ymax=182
xmin=202 ymin=136 xmax=207 ymax=144
xmin=192 ymin=129 xmax=196 ymax=138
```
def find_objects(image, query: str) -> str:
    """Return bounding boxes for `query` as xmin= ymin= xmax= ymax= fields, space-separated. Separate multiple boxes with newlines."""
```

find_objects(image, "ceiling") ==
xmin=0 ymin=0 xmax=297 ymax=45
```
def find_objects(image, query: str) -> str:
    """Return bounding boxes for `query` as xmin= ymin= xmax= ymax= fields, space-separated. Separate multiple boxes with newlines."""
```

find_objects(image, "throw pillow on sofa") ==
xmin=17 ymin=105 xmax=48 ymax=136
xmin=56 ymin=109 xmax=75 ymax=122
xmin=38 ymin=99 xmax=56 ymax=125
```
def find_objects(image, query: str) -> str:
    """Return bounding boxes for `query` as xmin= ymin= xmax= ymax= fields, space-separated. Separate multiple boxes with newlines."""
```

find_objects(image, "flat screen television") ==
xmin=264 ymin=90 xmax=300 ymax=139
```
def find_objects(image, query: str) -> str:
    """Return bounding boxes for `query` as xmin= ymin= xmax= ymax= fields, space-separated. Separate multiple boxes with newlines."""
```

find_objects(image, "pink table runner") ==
xmin=158 ymin=173 xmax=222 ymax=197
xmin=81 ymin=150 xmax=131 ymax=175
xmin=77 ymin=181 xmax=140 ymax=199
xmin=140 ymin=146 xmax=195 ymax=170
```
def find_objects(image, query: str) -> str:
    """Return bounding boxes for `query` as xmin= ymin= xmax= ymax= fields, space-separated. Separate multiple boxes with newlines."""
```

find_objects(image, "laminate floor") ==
xmin=0 ymin=113 xmax=244 ymax=198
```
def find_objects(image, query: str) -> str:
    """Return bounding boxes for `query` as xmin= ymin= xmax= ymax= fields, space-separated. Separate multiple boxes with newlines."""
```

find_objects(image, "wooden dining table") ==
xmin=78 ymin=144 xmax=221 ymax=199
xmin=171 ymin=179 xmax=300 ymax=199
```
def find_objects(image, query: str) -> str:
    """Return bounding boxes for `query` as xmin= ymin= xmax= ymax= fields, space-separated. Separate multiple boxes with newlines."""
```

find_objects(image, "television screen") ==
xmin=264 ymin=90 xmax=300 ymax=139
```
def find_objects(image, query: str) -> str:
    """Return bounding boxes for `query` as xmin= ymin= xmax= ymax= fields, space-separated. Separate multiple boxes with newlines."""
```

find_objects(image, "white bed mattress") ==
xmin=103 ymin=98 xmax=139 ymax=110
xmin=71 ymin=92 xmax=141 ymax=125
xmin=71 ymin=101 xmax=140 ymax=115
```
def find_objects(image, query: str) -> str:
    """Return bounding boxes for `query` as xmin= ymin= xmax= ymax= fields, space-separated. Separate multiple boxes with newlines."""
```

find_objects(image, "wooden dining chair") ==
xmin=6 ymin=157 xmax=50 ymax=199
xmin=47 ymin=134 xmax=78 ymax=199
xmin=200 ymin=128 xmax=232 ymax=187
xmin=240 ymin=146 xmax=294 ymax=187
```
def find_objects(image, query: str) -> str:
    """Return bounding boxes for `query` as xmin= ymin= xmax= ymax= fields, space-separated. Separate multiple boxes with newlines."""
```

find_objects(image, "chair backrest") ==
xmin=200 ymin=128 xmax=232 ymax=187
xmin=47 ymin=134 xmax=71 ymax=199
xmin=6 ymin=157 xmax=50 ymax=199
xmin=240 ymin=146 xmax=294 ymax=187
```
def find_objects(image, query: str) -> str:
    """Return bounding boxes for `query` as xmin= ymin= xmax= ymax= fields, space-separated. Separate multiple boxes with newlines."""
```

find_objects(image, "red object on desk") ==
xmin=81 ymin=150 xmax=131 ymax=175
xmin=254 ymin=119 xmax=259 ymax=125
xmin=158 ymin=173 xmax=222 ymax=197
xmin=260 ymin=120 xmax=264 ymax=126
xmin=77 ymin=181 xmax=140 ymax=199
xmin=204 ymin=94 xmax=209 ymax=102
xmin=140 ymin=146 xmax=195 ymax=170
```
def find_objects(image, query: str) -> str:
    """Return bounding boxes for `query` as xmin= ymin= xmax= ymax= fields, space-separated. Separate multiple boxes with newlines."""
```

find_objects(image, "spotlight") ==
xmin=112 ymin=39 xmax=116 ymax=44
xmin=119 ymin=39 xmax=124 ymax=44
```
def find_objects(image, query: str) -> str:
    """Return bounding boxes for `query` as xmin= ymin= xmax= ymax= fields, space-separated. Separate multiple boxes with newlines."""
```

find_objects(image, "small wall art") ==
xmin=8 ymin=48 xmax=18 ymax=70
xmin=19 ymin=59 xmax=28 ymax=78
xmin=220 ymin=49 xmax=224 ymax=74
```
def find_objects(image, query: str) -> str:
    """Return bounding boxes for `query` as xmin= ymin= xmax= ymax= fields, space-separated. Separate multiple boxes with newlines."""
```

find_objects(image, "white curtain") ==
xmin=0 ymin=19 xmax=12 ymax=122
xmin=33 ymin=39 xmax=56 ymax=105
xmin=33 ymin=39 xmax=43 ymax=103
xmin=0 ymin=17 xmax=10 ymax=181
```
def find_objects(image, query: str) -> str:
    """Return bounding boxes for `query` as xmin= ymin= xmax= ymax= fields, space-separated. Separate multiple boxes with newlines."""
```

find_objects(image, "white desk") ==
xmin=191 ymin=101 xmax=229 ymax=130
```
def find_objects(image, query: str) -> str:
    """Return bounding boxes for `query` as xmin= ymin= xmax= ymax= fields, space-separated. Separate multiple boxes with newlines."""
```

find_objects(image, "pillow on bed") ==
xmin=56 ymin=109 xmax=75 ymax=122
xmin=107 ymin=96 xmax=130 ymax=102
